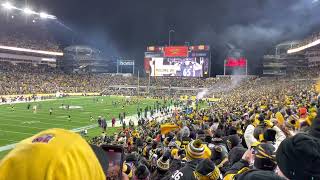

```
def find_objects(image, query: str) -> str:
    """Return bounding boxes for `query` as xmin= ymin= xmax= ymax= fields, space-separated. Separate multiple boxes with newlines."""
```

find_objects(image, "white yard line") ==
xmin=0 ymin=123 xmax=47 ymax=130
xmin=0 ymin=114 xmax=91 ymax=125
xmin=0 ymin=144 xmax=16 ymax=152
xmin=0 ymin=118 xmax=76 ymax=127
xmin=0 ymin=129 xmax=34 ymax=135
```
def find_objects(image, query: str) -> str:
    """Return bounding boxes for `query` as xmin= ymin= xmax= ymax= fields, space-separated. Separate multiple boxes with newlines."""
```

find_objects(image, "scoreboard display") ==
xmin=223 ymin=48 xmax=247 ymax=75
xmin=144 ymin=45 xmax=210 ymax=77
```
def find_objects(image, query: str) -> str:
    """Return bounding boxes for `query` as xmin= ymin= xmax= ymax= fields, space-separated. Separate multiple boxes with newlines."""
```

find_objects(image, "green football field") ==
xmin=0 ymin=96 xmax=159 ymax=159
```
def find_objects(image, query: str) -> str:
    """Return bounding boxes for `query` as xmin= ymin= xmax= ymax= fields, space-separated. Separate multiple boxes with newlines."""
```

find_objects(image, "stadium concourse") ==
xmin=0 ymin=61 xmax=320 ymax=179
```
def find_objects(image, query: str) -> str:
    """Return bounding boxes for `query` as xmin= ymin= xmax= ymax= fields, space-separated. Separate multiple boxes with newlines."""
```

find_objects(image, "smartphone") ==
xmin=101 ymin=145 xmax=124 ymax=180
xmin=250 ymin=148 xmax=256 ymax=166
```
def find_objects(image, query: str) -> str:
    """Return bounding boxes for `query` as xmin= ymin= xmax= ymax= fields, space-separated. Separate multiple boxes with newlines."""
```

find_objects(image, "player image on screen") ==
xmin=149 ymin=57 xmax=205 ymax=77
xmin=176 ymin=58 xmax=203 ymax=77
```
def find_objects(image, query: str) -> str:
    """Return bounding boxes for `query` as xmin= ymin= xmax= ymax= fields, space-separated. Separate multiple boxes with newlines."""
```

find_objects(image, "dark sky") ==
xmin=29 ymin=0 xmax=320 ymax=75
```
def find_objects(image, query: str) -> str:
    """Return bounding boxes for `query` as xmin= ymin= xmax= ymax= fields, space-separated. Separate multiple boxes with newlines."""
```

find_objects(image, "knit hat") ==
xmin=237 ymin=170 xmax=286 ymax=180
xmin=146 ymin=137 xmax=153 ymax=144
xmin=226 ymin=134 xmax=241 ymax=150
xmin=254 ymin=143 xmax=277 ymax=171
xmin=253 ymin=126 xmax=266 ymax=141
xmin=197 ymin=130 xmax=206 ymax=140
xmin=0 ymin=129 xmax=106 ymax=180
xmin=214 ymin=129 xmax=224 ymax=138
xmin=193 ymin=159 xmax=221 ymax=180
xmin=125 ymin=153 xmax=138 ymax=164
xmin=205 ymin=135 xmax=212 ymax=144
xmin=171 ymin=148 xmax=179 ymax=158
xmin=163 ymin=137 xmax=171 ymax=147
xmin=123 ymin=163 xmax=133 ymax=178
xmin=227 ymin=126 xmax=237 ymax=135
xmin=262 ymin=129 xmax=276 ymax=142
xmin=186 ymin=139 xmax=205 ymax=160
xmin=276 ymin=133 xmax=320 ymax=179
xmin=134 ymin=164 xmax=150 ymax=180
xmin=157 ymin=155 xmax=170 ymax=171
xmin=228 ymin=146 xmax=247 ymax=165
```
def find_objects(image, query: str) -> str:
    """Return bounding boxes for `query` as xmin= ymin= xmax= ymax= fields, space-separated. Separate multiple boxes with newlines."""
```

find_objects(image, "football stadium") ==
xmin=1 ymin=0 xmax=320 ymax=180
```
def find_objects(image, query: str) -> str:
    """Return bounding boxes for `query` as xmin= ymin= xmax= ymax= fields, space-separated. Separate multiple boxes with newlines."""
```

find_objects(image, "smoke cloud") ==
xmin=196 ymin=72 xmax=246 ymax=99
xmin=42 ymin=0 xmax=320 ymax=74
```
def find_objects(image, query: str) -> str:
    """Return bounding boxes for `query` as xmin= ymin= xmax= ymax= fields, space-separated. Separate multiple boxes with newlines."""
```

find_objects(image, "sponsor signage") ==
xmin=119 ymin=60 xmax=135 ymax=66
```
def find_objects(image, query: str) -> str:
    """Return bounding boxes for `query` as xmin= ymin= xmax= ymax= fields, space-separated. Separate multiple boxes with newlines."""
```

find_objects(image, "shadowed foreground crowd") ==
xmin=1 ymin=70 xmax=320 ymax=180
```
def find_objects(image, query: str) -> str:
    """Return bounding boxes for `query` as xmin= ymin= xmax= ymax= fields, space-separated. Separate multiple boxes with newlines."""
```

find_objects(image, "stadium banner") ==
xmin=225 ymin=57 xmax=247 ymax=67
xmin=164 ymin=46 xmax=188 ymax=57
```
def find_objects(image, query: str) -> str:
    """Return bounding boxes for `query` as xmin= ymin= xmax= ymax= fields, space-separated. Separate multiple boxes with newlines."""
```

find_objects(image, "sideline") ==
xmin=0 ymin=96 xmax=96 ymax=106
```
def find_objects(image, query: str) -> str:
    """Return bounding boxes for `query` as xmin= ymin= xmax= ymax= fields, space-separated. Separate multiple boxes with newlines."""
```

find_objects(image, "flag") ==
xmin=160 ymin=123 xmax=180 ymax=135
xmin=164 ymin=46 xmax=188 ymax=57
xmin=225 ymin=57 xmax=247 ymax=67
xmin=275 ymin=112 xmax=285 ymax=126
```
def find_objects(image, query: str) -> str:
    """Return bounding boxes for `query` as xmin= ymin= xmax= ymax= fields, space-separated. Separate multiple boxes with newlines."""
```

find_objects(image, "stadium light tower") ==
xmin=1 ymin=2 xmax=14 ymax=10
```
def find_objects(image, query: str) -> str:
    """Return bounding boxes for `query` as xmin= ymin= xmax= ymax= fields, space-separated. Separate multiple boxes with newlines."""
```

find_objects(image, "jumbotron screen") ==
xmin=144 ymin=46 xmax=210 ymax=77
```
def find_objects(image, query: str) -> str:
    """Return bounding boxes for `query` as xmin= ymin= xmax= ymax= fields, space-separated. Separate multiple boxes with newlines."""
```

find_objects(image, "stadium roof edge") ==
xmin=276 ymin=40 xmax=300 ymax=47
xmin=64 ymin=45 xmax=99 ymax=53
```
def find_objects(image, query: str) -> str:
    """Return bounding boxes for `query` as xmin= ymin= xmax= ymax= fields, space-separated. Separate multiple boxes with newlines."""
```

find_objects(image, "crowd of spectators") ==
xmin=88 ymin=73 xmax=320 ymax=179
xmin=1 ymin=61 xmax=320 ymax=97
xmin=0 ymin=17 xmax=61 ymax=52
xmin=1 ymin=68 xmax=320 ymax=179
xmin=291 ymin=31 xmax=320 ymax=49
xmin=0 ymin=62 xmax=237 ymax=96
xmin=1 ymin=61 xmax=320 ymax=179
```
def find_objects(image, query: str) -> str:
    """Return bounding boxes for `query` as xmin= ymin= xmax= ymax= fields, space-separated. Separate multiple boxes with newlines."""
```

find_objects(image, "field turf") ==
xmin=0 ymin=96 xmax=158 ymax=159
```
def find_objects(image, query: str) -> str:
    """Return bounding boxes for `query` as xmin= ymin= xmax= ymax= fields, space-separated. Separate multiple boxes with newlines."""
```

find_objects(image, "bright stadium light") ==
xmin=287 ymin=39 xmax=320 ymax=54
xmin=23 ymin=7 xmax=36 ymax=15
xmin=1 ymin=2 xmax=14 ymax=10
xmin=0 ymin=45 xmax=64 ymax=56
xmin=39 ymin=12 xmax=49 ymax=19
xmin=40 ymin=12 xmax=56 ymax=19
xmin=47 ymin=15 xmax=57 ymax=20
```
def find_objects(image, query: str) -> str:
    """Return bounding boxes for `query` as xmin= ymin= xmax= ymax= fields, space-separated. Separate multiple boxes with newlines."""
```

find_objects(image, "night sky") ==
xmin=25 ymin=0 xmax=320 ymax=75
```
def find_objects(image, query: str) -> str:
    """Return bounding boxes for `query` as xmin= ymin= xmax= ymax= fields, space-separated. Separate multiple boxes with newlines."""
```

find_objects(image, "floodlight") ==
xmin=0 ymin=45 xmax=64 ymax=56
xmin=39 ymin=12 xmax=49 ymax=18
xmin=48 ymin=15 xmax=57 ymax=19
xmin=2 ymin=2 xmax=14 ymax=10
xmin=23 ymin=7 xmax=35 ymax=15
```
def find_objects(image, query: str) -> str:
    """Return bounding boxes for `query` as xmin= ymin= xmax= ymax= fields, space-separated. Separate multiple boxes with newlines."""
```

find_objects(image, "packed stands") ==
xmin=1 ymin=67 xmax=320 ymax=179
xmin=0 ymin=12 xmax=61 ymax=52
